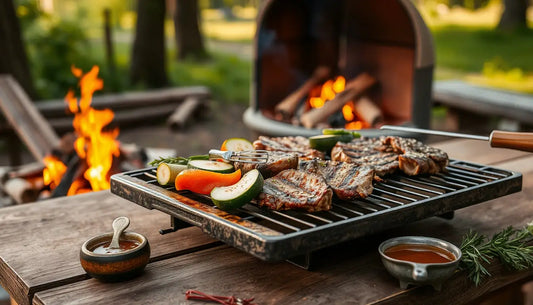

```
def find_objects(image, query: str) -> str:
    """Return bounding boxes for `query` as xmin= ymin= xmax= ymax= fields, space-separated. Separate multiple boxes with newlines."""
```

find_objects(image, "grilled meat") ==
xmin=382 ymin=136 xmax=449 ymax=175
xmin=233 ymin=151 xmax=298 ymax=179
xmin=331 ymin=136 xmax=448 ymax=176
xmin=257 ymin=169 xmax=333 ymax=212
xmin=299 ymin=160 xmax=375 ymax=200
xmin=331 ymin=138 xmax=399 ymax=176
xmin=253 ymin=136 xmax=324 ymax=160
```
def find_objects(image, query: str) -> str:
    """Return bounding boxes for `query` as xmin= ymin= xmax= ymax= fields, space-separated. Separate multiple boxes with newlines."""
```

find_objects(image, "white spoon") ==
xmin=109 ymin=216 xmax=130 ymax=249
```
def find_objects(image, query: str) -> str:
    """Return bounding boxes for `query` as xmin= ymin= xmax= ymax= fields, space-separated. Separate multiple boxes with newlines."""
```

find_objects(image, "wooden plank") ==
xmin=0 ymin=191 xmax=218 ymax=305
xmin=31 ymin=143 xmax=533 ymax=305
xmin=433 ymin=80 xmax=533 ymax=124
xmin=35 ymin=86 xmax=211 ymax=118
xmin=0 ymin=75 xmax=60 ymax=161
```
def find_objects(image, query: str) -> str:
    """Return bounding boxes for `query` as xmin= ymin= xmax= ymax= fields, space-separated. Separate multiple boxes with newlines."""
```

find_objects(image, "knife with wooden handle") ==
xmin=380 ymin=125 xmax=533 ymax=153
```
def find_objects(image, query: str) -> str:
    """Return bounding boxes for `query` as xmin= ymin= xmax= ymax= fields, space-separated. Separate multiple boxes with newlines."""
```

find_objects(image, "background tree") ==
xmin=0 ymin=0 xmax=37 ymax=98
xmin=174 ymin=0 xmax=208 ymax=60
xmin=497 ymin=0 xmax=529 ymax=31
xmin=130 ymin=0 xmax=168 ymax=88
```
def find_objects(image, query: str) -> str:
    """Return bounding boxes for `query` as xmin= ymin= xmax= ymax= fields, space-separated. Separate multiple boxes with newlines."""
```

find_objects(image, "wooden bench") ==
xmin=432 ymin=80 xmax=533 ymax=132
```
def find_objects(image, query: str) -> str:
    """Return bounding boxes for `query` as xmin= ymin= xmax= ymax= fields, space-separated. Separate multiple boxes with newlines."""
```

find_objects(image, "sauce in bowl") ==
xmin=91 ymin=240 xmax=140 ymax=254
xmin=384 ymin=243 xmax=456 ymax=264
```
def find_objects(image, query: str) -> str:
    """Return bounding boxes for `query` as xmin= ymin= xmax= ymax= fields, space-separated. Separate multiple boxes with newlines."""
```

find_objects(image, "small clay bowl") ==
xmin=80 ymin=231 xmax=150 ymax=282
xmin=378 ymin=236 xmax=461 ymax=291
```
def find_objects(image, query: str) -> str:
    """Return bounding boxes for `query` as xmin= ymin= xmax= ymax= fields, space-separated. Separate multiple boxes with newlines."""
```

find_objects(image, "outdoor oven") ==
xmin=243 ymin=0 xmax=434 ymax=137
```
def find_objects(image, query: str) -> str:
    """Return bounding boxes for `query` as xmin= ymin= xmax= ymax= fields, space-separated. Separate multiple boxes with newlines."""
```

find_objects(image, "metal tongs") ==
xmin=381 ymin=125 xmax=533 ymax=153
xmin=209 ymin=149 xmax=269 ymax=164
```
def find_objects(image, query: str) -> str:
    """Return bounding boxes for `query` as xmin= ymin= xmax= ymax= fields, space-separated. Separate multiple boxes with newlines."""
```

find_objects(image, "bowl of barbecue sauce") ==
xmin=379 ymin=236 xmax=461 ymax=291
xmin=80 ymin=231 xmax=150 ymax=282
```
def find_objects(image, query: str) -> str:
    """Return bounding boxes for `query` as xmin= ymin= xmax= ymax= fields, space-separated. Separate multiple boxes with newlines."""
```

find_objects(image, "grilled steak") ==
xmin=382 ymin=136 xmax=449 ymax=175
xmin=299 ymin=160 xmax=375 ymax=200
xmin=253 ymin=136 xmax=324 ymax=160
xmin=331 ymin=138 xmax=399 ymax=176
xmin=233 ymin=151 xmax=298 ymax=179
xmin=331 ymin=136 xmax=448 ymax=176
xmin=257 ymin=169 xmax=333 ymax=212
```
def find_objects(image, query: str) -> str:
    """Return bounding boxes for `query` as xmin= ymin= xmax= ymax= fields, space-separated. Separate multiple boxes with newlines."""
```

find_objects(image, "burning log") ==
xmin=166 ymin=97 xmax=208 ymax=130
xmin=352 ymin=96 xmax=383 ymax=127
xmin=300 ymin=73 xmax=377 ymax=129
xmin=275 ymin=66 xmax=331 ymax=120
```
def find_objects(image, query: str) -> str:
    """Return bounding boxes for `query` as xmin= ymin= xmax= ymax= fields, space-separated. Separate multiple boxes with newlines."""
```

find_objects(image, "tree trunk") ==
xmin=497 ymin=0 xmax=528 ymax=31
xmin=174 ymin=0 xmax=208 ymax=60
xmin=130 ymin=0 xmax=168 ymax=88
xmin=0 ymin=0 xmax=37 ymax=99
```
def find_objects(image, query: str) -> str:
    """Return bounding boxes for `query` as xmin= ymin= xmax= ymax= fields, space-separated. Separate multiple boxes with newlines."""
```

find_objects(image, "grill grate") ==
xmin=111 ymin=160 xmax=521 ymax=262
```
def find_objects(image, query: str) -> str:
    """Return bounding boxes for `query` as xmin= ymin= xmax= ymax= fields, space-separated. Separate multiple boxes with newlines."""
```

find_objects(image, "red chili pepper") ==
xmin=185 ymin=289 xmax=257 ymax=305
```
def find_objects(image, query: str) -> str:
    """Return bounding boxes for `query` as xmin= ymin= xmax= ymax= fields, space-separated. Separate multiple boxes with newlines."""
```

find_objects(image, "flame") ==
xmin=43 ymin=65 xmax=120 ymax=195
xmin=308 ymin=75 xmax=370 ymax=129
xmin=43 ymin=156 xmax=67 ymax=190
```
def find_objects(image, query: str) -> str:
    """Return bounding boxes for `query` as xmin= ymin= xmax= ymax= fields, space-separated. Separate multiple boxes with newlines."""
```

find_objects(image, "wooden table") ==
xmin=1 ymin=139 xmax=533 ymax=305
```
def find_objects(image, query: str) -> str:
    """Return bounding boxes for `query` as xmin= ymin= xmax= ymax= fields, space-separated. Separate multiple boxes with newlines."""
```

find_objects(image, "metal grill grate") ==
xmin=110 ymin=160 xmax=521 ymax=262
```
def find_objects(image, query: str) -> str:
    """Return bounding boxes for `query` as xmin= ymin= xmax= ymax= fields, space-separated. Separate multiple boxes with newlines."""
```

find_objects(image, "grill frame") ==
xmin=110 ymin=160 xmax=522 ymax=262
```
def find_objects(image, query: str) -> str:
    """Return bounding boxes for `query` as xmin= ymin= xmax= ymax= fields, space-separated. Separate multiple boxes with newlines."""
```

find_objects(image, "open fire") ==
xmin=43 ymin=66 xmax=120 ymax=196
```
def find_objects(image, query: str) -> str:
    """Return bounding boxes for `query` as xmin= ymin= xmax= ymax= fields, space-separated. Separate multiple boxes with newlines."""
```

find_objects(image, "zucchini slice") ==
xmin=211 ymin=169 xmax=264 ymax=211
xmin=309 ymin=134 xmax=353 ymax=152
xmin=156 ymin=163 xmax=187 ymax=185
xmin=221 ymin=138 xmax=254 ymax=151
xmin=188 ymin=160 xmax=235 ymax=173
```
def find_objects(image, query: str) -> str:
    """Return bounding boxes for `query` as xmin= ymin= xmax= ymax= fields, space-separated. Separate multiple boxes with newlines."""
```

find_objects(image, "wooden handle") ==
xmin=490 ymin=130 xmax=533 ymax=152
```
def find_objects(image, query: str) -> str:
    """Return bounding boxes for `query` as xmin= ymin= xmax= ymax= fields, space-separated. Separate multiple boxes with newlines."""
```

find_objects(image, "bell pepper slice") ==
xmin=175 ymin=169 xmax=242 ymax=195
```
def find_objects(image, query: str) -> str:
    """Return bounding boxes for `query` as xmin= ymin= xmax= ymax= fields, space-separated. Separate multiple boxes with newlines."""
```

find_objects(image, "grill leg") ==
xmin=159 ymin=216 xmax=192 ymax=235
xmin=286 ymin=253 xmax=313 ymax=270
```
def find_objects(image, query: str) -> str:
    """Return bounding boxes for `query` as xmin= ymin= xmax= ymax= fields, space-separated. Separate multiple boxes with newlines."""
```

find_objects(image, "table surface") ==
xmin=1 ymin=139 xmax=533 ymax=305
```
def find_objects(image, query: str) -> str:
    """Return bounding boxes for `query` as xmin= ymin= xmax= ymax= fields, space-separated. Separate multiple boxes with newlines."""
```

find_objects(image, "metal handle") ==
xmin=490 ymin=130 xmax=533 ymax=152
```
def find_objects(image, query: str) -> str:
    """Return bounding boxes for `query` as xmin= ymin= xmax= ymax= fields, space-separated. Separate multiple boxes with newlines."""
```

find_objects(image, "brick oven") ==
xmin=243 ymin=0 xmax=434 ymax=137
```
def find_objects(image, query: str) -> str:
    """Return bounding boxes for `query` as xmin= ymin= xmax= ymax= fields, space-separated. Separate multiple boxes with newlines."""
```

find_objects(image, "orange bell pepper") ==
xmin=175 ymin=169 xmax=242 ymax=195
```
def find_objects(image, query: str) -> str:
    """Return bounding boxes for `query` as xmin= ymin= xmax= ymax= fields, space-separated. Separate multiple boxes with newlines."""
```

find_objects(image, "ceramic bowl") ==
xmin=378 ymin=236 xmax=461 ymax=291
xmin=80 ymin=231 xmax=150 ymax=282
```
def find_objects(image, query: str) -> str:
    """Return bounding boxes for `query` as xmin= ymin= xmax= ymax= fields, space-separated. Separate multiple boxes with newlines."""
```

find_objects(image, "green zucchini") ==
xmin=210 ymin=169 xmax=264 ymax=211
xmin=188 ymin=160 xmax=235 ymax=173
xmin=157 ymin=163 xmax=187 ymax=185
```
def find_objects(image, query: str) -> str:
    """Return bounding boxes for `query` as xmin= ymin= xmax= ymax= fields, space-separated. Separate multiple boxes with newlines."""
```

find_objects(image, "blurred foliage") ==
xmin=169 ymin=52 xmax=251 ymax=104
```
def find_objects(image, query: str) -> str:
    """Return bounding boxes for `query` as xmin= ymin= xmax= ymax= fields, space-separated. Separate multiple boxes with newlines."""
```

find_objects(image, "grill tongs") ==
xmin=381 ymin=125 xmax=533 ymax=153
xmin=209 ymin=149 xmax=269 ymax=164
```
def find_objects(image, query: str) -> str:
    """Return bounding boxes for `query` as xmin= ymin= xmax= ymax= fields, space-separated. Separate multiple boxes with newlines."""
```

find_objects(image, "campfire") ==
xmin=43 ymin=66 xmax=120 ymax=197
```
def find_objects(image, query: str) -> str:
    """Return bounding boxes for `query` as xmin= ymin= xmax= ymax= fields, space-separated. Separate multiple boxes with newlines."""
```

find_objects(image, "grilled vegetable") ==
xmin=188 ymin=160 xmax=235 ymax=173
xmin=309 ymin=134 xmax=354 ymax=152
xmin=211 ymin=169 xmax=264 ymax=211
xmin=156 ymin=163 xmax=187 ymax=185
xmin=322 ymin=128 xmax=361 ymax=138
xmin=175 ymin=169 xmax=242 ymax=195
xmin=220 ymin=138 xmax=254 ymax=151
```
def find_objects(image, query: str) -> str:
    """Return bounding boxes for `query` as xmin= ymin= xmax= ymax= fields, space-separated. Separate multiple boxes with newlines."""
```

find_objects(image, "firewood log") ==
xmin=300 ymin=73 xmax=377 ymax=129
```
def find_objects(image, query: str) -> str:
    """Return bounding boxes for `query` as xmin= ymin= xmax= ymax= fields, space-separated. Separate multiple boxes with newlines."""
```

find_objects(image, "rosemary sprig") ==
xmin=459 ymin=225 xmax=533 ymax=286
xmin=148 ymin=154 xmax=209 ymax=166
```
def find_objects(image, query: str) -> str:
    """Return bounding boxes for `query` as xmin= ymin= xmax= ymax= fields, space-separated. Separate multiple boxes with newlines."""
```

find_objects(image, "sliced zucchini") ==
xmin=322 ymin=128 xmax=361 ymax=138
xmin=157 ymin=163 xmax=187 ymax=185
xmin=221 ymin=137 xmax=254 ymax=151
xmin=188 ymin=160 xmax=235 ymax=173
xmin=211 ymin=169 xmax=264 ymax=211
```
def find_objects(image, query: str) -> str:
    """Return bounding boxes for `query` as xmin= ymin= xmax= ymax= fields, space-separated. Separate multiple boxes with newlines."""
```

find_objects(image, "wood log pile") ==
xmin=273 ymin=67 xmax=382 ymax=129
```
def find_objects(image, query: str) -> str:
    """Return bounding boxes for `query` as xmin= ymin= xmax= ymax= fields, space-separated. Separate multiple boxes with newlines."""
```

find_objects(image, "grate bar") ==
xmin=399 ymin=176 xmax=457 ymax=192
xmin=373 ymin=187 xmax=418 ymax=202
xmin=386 ymin=180 xmax=445 ymax=196
xmin=375 ymin=184 xmax=431 ymax=200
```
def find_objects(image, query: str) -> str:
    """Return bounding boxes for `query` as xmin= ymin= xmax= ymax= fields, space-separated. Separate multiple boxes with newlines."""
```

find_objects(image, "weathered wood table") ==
xmin=1 ymin=139 xmax=533 ymax=305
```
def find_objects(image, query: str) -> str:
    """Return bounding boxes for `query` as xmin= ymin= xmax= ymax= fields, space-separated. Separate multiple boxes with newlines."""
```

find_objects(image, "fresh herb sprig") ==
xmin=459 ymin=225 xmax=533 ymax=286
xmin=149 ymin=154 xmax=209 ymax=166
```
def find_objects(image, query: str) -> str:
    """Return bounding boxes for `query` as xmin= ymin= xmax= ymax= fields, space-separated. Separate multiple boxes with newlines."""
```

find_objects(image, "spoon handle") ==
xmin=109 ymin=216 xmax=130 ymax=249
